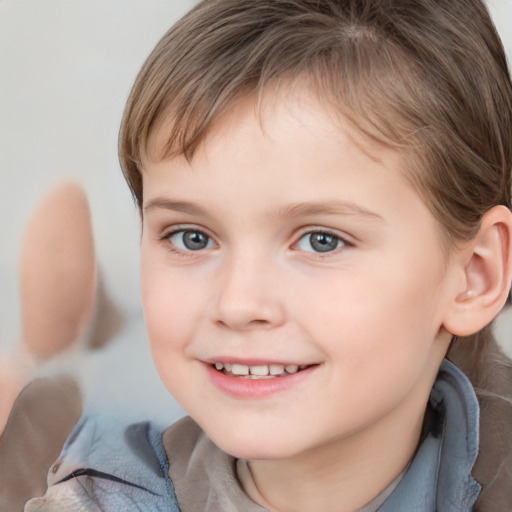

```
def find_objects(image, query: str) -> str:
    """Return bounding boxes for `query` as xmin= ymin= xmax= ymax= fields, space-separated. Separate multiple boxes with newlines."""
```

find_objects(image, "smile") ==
xmin=212 ymin=362 xmax=310 ymax=379
xmin=206 ymin=361 xmax=318 ymax=398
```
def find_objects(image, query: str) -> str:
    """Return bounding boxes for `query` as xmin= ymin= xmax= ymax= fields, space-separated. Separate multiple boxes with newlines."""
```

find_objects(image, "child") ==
xmin=22 ymin=0 xmax=512 ymax=510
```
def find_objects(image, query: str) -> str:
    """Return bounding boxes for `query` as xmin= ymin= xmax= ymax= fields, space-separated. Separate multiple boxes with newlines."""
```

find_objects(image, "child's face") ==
xmin=140 ymin=88 xmax=456 ymax=461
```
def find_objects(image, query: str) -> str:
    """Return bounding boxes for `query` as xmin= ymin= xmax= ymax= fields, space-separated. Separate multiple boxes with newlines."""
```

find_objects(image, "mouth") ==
xmin=211 ymin=362 xmax=312 ymax=379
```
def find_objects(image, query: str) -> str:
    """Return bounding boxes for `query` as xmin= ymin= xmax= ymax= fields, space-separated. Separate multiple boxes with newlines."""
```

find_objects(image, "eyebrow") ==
xmin=274 ymin=201 xmax=385 ymax=222
xmin=143 ymin=197 xmax=384 ymax=222
xmin=143 ymin=198 xmax=208 ymax=216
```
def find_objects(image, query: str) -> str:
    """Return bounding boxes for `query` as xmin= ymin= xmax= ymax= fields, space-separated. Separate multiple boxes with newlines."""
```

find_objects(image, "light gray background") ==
xmin=1 ymin=0 xmax=512 ymax=423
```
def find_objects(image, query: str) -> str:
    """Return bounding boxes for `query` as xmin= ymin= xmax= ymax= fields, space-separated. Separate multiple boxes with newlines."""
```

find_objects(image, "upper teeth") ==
xmin=214 ymin=362 xmax=302 ymax=376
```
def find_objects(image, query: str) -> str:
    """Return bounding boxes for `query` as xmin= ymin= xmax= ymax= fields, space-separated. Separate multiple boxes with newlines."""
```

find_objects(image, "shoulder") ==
xmin=162 ymin=417 xmax=268 ymax=512
xmin=162 ymin=415 xmax=205 ymax=458
xmin=24 ymin=415 xmax=180 ymax=512
xmin=163 ymin=415 xmax=229 ymax=482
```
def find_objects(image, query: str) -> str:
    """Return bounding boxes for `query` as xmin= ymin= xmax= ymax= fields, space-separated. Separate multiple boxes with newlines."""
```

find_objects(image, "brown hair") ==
xmin=119 ymin=1 xmax=512 ymax=508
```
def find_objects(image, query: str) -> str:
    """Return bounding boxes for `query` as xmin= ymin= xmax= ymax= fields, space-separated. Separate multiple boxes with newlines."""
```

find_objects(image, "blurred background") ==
xmin=1 ymin=0 xmax=512 ymax=425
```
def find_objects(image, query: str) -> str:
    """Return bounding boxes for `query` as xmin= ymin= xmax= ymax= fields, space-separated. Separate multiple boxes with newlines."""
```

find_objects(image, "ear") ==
xmin=443 ymin=205 xmax=512 ymax=337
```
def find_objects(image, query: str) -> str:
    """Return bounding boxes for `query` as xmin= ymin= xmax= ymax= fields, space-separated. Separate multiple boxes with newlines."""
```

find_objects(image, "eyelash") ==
xmin=160 ymin=227 xmax=217 ymax=257
xmin=293 ymin=229 xmax=352 ymax=256
xmin=159 ymin=227 xmax=352 ymax=257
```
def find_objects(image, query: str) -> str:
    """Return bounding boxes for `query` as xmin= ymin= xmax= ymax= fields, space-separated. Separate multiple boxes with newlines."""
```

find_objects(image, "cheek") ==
xmin=141 ymin=272 xmax=198 ymax=397
xmin=141 ymin=262 xmax=201 ymax=352
xmin=295 ymin=259 xmax=446 ymax=362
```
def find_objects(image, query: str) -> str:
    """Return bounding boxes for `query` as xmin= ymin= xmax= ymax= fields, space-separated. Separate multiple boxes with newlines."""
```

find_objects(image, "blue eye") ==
xmin=296 ymin=232 xmax=345 ymax=253
xmin=168 ymin=230 xmax=215 ymax=251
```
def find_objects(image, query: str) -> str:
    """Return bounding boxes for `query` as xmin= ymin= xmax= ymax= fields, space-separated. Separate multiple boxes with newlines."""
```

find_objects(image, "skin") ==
xmin=140 ymin=88 xmax=461 ymax=512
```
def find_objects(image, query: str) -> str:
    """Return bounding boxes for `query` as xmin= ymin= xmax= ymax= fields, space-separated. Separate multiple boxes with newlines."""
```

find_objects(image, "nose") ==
xmin=210 ymin=253 xmax=285 ymax=331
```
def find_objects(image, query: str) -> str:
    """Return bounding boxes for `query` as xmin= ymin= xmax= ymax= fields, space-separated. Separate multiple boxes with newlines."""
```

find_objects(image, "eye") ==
xmin=167 ymin=229 xmax=215 ymax=251
xmin=296 ymin=231 xmax=346 ymax=253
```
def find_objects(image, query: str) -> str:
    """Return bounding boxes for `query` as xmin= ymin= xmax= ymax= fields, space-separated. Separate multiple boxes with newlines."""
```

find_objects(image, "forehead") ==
xmin=147 ymin=82 xmax=396 ymax=170
xmin=143 ymin=87 xmax=438 ymax=230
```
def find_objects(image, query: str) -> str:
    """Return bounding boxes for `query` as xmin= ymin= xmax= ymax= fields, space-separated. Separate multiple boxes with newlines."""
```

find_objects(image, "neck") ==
xmin=242 ymin=398 xmax=427 ymax=512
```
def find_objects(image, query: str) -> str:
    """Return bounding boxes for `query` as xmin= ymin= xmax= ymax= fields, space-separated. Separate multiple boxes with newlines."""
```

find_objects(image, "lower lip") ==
xmin=205 ymin=364 xmax=317 ymax=399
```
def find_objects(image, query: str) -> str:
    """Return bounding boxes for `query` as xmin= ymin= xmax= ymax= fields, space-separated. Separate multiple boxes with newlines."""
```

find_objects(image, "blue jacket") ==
xmin=24 ymin=360 xmax=481 ymax=511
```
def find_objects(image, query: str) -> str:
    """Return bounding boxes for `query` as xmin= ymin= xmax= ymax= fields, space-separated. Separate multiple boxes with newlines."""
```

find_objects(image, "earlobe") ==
xmin=443 ymin=205 xmax=512 ymax=337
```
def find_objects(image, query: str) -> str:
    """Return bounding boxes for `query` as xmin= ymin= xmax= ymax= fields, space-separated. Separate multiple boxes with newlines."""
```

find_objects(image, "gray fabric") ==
xmin=23 ymin=415 xmax=180 ymax=512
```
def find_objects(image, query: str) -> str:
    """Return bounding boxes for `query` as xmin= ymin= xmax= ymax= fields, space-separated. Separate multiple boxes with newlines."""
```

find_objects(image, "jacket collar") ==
xmin=379 ymin=360 xmax=481 ymax=511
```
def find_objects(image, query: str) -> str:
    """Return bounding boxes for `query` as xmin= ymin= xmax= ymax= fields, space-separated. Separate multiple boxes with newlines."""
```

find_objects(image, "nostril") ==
xmin=249 ymin=319 xmax=270 ymax=326
xmin=215 ymin=318 xmax=271 ymax=330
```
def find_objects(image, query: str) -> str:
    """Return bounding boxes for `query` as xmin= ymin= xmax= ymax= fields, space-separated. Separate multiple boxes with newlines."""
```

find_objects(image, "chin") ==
xmin=204 ymin=424 xmax=303 ymax=461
